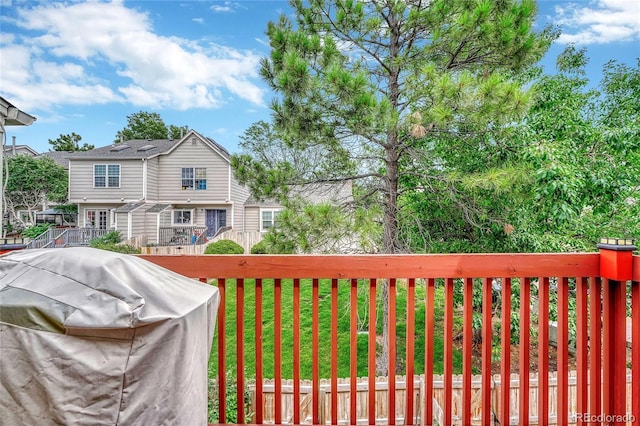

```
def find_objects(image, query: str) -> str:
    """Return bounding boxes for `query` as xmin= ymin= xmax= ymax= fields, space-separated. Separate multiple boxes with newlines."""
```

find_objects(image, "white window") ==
xmin=173 ymin=209 xmax=193 ymax=225
xmin=261 ymin=209 xmax=281 ymax=231
xmin=94 ymin=164 xmax=120 ymax=188
xmin=181 ymin=167 xmax=207 ymax=190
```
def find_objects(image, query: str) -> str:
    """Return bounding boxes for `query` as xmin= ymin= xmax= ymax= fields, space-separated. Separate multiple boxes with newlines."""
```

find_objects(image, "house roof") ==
xmin=0 ymin=97 xmax=36 ymax=126
xmin=145 ymin=203 xmax=171 ymax=213
xmin=67 ymin=139 xmax=180 ymax=160
xmin=66 ymin=130 xmax=230 ymax=161
xmin=114 ymin=201 xmax=146 ymax=213
xmin=3 ymin=144 xmax=38 ymax=156
xmin=37 ymin=151 xmax=73 ymax=169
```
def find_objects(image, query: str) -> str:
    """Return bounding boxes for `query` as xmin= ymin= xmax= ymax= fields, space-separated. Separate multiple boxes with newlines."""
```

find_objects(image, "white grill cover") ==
xmin=0 ymin=247 xmax=219 ymax=425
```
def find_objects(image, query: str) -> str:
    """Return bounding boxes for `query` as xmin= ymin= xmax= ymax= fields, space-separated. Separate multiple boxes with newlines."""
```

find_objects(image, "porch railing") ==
xmin=25 ymin=228 xmax=111 ymax=249
xmin=141 ymin=247 xmax=640 ymax=425
xmin=158 ymin=226 xmax=208 ymax=246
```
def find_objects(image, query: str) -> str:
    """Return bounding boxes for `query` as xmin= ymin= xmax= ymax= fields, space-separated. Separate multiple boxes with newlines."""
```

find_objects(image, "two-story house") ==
xmin=68 ymin=130 xmax=250 ymax=245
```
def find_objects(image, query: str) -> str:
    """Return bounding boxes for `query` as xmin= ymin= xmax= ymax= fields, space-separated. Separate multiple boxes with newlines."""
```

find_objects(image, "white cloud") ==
xmin=210 ymin=2 xmax=246 ymax=13
xmin=192 ymin=17 xmax=204 ymax=24
xmin=1 ymin=0 xmax=264 ymax=112
xmin=554 ymin=0 xmax=640 ymax=44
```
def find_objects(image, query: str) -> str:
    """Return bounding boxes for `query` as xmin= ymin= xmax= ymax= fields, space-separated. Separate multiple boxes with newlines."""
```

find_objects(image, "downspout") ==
xmin=0 ymin=120 xmax=5 ymax=238
xmin=142 ymin=158 xmax=147 ymax=200
xmin=127 ymin=212 xmax=132 ymax=240
xmin=228 ymin=164 xmax=233 ymax=228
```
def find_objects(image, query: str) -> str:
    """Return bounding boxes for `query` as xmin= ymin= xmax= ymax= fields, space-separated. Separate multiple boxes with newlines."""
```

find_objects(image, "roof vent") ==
xmin=137 ymin=144 xmax=155 ymax=152
xmin=110 ymin=144 xmax=130 ymax=152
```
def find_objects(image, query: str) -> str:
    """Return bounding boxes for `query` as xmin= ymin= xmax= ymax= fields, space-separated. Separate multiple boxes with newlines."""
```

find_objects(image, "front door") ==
xmin=86 ymin=210 xmax=108 ymax=229
xmin=205 ymin=209 xmax=227 ymax=237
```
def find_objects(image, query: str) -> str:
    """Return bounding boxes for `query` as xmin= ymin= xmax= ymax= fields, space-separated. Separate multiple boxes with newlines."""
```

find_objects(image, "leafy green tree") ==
xmin=48 ymin=132 xmax=94 ymax=151
xmin=5 ymin=156 xmax=68 ymax=228
xmin=401 ymin=47 xmax=639 ymax=253
xmin=115 ymin=111 xmax=188 ymax=142
xmin=512 ymin=48 xmax=640 ymax=251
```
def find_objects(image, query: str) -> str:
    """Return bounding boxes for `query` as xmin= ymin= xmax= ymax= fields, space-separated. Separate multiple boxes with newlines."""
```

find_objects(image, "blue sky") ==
xmin=1 ymin=0 xmax=639 ymax=154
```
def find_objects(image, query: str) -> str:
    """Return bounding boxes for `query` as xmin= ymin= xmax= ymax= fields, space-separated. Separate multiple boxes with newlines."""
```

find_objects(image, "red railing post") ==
xmin=598 ymin=237 xmax=636 ymax=424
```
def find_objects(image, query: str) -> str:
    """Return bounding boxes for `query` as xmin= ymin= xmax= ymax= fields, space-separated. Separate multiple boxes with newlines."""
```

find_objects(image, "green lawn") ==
xmin=209 ymin=279 xmax=463 ymax=380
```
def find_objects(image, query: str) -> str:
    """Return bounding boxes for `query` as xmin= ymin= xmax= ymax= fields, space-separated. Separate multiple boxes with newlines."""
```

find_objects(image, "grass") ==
xmin=209 ymin=279 xmax=463 ymax=381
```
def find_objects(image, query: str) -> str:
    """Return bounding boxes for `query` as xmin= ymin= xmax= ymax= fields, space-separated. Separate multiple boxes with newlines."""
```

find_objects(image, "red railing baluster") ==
xmin=255 ymin=278 xmax=263 ymax=424
xmin=482 ymin=277 xmax=492 ymax=425
xmin=350 ymin=278 xmax=358 ymax=425
xmin=368 ymin=278 xmax=377 ymax=425
xmin=519 ymin=277 xmax=531 ymax=425
xmin=500 ymin=277 xmax=511 ymax=425
xmin=135 ymin=252 xmax=606 ymax=426
xmin=425 ymin=278 xmax=435 ymax=426
xmin=576 ymin=277 xmax=588 ymax=425
xmin=557 ymin=277 xmax=569 ymax=425
xmin=538 ymin=277 xmax=549 ymax=424
xmin=293 ymin=278 xmax=301 ymax=425
xmin=274 ymin=278 xmax=282 ymax=424
xmin=444 ymin=278 xmax=453 ymax=426
xmin=602 ymin=277 xmax=627 ymax=421
xmin=331 ymin=278 xmax=338 ymax=425
xmin=236 ymin=278 xmax=245 ymax=424
xmin=406 ymin=278 xmax=415 ymax=425
xmin=388 ymin=278 xmax=397 ymax=426
xmin=312 ymin=278 xmax=320 ymax=424
xmin=217 ymin=278 xmax=226 ymax=424
xmin=589 ymin=276 xmax=602 ymax=425
xmin=462 ymin=278 xmax=473 ymax=426
xmin=633 ymin=275 xmax=640 ymax=424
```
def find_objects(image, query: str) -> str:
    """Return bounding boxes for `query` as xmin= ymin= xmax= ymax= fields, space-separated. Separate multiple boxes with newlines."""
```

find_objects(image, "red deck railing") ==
xmin=141 ymin=248 xmax=639 ymax=425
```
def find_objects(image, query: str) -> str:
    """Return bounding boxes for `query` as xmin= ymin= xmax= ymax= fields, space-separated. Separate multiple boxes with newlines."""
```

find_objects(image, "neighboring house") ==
xmin=3 ymin=142 xmax=38 ymax=158
xmin=1 ymin=97 xmax=36 ymax=240
xmin=67 ymin=130 xmax=250 ymax=245
xmin=243 ymin=181 xmax=354 ymax=232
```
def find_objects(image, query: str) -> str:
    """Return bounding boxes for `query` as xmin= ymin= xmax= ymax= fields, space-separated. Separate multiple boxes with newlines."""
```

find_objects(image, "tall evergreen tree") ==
xmin=232 ymin=0 xmax=555 ymax=372
xmin=233 ymin=0 xmax=556 ymax=254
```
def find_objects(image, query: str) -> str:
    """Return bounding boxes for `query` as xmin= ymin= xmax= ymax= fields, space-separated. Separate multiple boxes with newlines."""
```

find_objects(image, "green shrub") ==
xmin=91 ymin=242 xmax=141 ymax=254
xmin=204 ymin=239 xmax=244 ymax=254
xmin=89 ymin=231 xmax=140 ymax=254
xmin=22 ymin=223 xmax=53 ymax=239
xmin=250 ymin=240 xmax=267 ymax=254
xmin=90 ymin=230 xmax=122 ymax=245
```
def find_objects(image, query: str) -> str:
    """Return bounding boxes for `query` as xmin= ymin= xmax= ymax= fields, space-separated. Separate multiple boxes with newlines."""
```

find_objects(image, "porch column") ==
xmin=598 ymin=237 xmax=636 ymax=425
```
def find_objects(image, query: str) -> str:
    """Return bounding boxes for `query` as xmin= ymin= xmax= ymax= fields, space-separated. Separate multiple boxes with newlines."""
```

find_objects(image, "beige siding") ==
xmin=244 ymin=206 xmax=261 ymax=232
xmin=143 ymin=211 xmax=159 ymax=244
xmin=115 ymin=212 xmax=129 ymax=237
xmin=157 ymin=140 xmax=229 ymax=203
xmin=130 ymin=209 xmax=146 ymax=240
xmin=159 ymin=210 xmax=172 ymax=227
xmin=230 ymin=173 xmax=250 ymax=231
xmin=146 ymin=157 xmax=159 ymax=201
xmin=69 ymin=159 xmax=144 ymax=202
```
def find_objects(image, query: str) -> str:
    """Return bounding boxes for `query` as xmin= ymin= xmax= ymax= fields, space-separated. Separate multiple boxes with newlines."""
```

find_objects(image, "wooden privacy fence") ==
xmin=247 ymin=372 xmax=634 ymax=425
xmin=141 ymin=245 xmax=640 ymax=425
